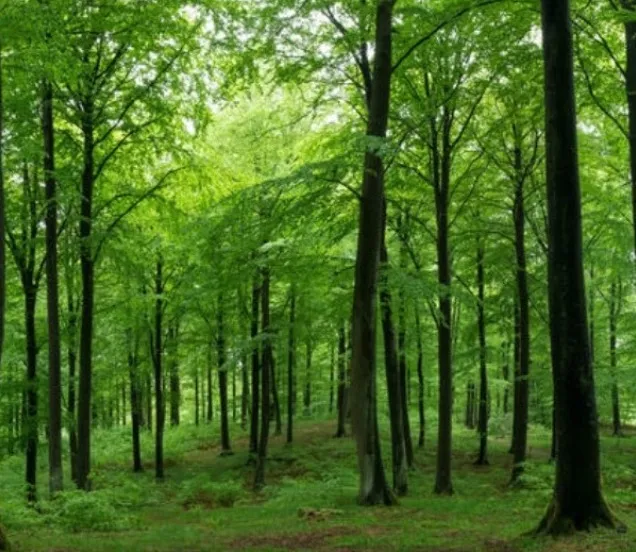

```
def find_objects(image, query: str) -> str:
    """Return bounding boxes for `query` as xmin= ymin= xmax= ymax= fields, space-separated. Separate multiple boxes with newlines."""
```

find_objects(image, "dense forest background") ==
xmin=0 ymin=0 xmax=635 ymax=550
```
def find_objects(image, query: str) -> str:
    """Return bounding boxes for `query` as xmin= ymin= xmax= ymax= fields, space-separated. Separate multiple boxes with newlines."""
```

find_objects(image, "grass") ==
xmin=2 ymin=413 xmax=636 ymax=551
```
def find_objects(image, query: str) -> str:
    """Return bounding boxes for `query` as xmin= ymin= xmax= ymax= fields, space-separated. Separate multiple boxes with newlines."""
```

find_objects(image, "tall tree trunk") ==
xmin=270 ymin=349 xmax=282 ymax=435
xmin=475 ymin=244 xmax=489 ymax=465
xmin=349 ymin=0 xmax=396 ymax=506
xmin=335 ymin=322 xmax=347 ymax=438
xmin=241 ymin=287 xmax=249 ymax=430
xmin=206 ymin=339 xmax=213 ymax=423
xmin=609 ymin=279 xmax=622 ymax=437
xmin=128 ymin=329 xmax=143 ymax=473
xmin=329 ymin=340 xmax=335 ymax=414
xmin=380 ymin=236 xmax=408 ymax=496
xmin=153 ymin=258 xmax=165 ymax=480
xmin=286 ymin=286 xmax=296 ymax=444
xmin=414 ymin=307 xmax=425 ymax=449
xmin=42 ymin=77 xmax=63 ymax=495
xmin=254 ymin=266 xmax=271 ymax=488
xmin=0 ymin=45 xmax=6 ymax=382
xmin=24 ymin=286 xmax=38 ymax=503
xmin=623 ymin=7 xmax=636 ymax=255
xmin=502 ymin=341 xmax=510 ymax=415
xmin=218 ymin=294 xmax=232 ymax=454
xmin=76 ymin=103 xmax=95 ymax=491
xmin=145 ymin=372 xmax=152 ymax=432
xmin=194 ymin=367 xmax=200 ymax=426
xmin=249 ymin=276 xmax=260 ymax=455
xmin=398 ymin=243 xmax=413 ymax=467
xmin=303 ymin=340 xmax=312 ymax=416
xmin=536 ymin=0 xmax=618 ymax=533
xmin=169 ymin=325 xmax=180 ymax=427
xmin=511 ymin=136 xmax=530 ymax=483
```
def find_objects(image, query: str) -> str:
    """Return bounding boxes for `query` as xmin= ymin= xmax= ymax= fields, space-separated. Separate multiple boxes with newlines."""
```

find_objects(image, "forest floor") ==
xmin=3 ymin=417 xmax=636 ymax=551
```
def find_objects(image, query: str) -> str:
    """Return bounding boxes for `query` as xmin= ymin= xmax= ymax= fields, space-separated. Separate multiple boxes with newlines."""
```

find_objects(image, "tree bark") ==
xmin=218 ymin=294 xmax=232 ymax=454
xmin=380 ymin=236 xmax=408 ymax=496
xmin=349 ymin=0 xmax=396 ymax=506
xmin=609 ymin=279 xmax=622 ymax=437
xmin=206 ymin=338 xmax=213 ymax=423
xmin=398 ymin=241 xmax=413 ymax=467
xmin=76 ymin=101 xmax=95 ymax=491
xmin=286 ymin=286 xmax=296 ymax=444
xmin=536 ymin=0 xmax=619 ymax=533
xmin=303 ymin=340 xmax=312 ymax=416
xmin=169 ymin=325 xmax=180 ymax=427
xmin=270 ymin=348 xmax=282 ymax=435
xmin=335 ymin=322 xmax=347 ymax=438
xmin=249 ymin=276 xmax=260 ymax=455
xmin=475 ymin=244 xmax=489 ymax=466
xmin=153 ymin=258 xmax=165 ymax=480
xmin=414 ymin=307 xmax=425 ymax=449
xmin=0 ymin=45 xmax=5 ymax=381
xmin=24 ymin=286 xmax=38 ymax=503
xmin=254 ymin=266 xmax=271 ymax=488
xmin=128 ymin=329 xmax=143 ymax=472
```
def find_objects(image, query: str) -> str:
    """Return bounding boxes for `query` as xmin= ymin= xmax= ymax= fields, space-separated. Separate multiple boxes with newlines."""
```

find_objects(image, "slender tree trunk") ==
xmin=128 ymin=329 xmax=143 ymax=473
xmin=349 ymin=0 xmax=396 ymax=506
xmin=414 ymin=307 xmax=425 ymax=449
xmin=24 ymin=286 xmax=38 ymax=503
xmin=475 ymin=244 xmax=489 ymax=465
xmin=254 ymin=266 xmax=271 ymax=488
xmin=206 ymin=339 xmax=213 ymax=423
xmin=286 ymin=286 xmax=296 ymax=444
xmin=145 ymin=372 xmax=152 ymax=432
xmin=335 ymin=322 xmax=347 ymax=438
xmin=536 ymin=0 xmax=618 ymax=532
xmin=609 ymin=279 xmax=622 ymax=437
xmin=398 ymin=243 xmax=413 ymax=467
xmin=169 ymin=326 xmax=180 ymax=427
xmin=249 ymin=276 xmax=260 ymax=455
xmin=194 ymin=367 xmax=200 ymax=426
xmin=380 ymin=236 xmax=408 ymax=496
xmin=303 ymin=340 xmax=312 ymax=416
xmin=153 ymin=258 xmax=165 ymax=480
xmin=218 ymin=294 xmax=232 ymax=454
xmin=623 ymin=10 xmax=636 ymax=255
xmin=511 ymin=138 xmax=530 ymax=483
xmin=329 ymin=340 xmax=335 ymax=414
xmin=42 ymin=77 xmax=63 ymax=495
xmin=270 ymin=349 xmax=282 ymax=435
xmin=76 ymin=104 xmax=95 ymax=491
xmin=0 ymin=45 xmax=6 ymax=382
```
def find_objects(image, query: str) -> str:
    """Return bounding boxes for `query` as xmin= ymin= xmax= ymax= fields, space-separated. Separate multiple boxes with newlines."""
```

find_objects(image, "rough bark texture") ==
xmin=475 ymin=244 xmax=489 ymax=466
xmin=536 ymin=0 xmax=619 ymax=533
xmin=380 ymin=236 xmax=408 ymax=496
xmin=349 ymin=0 xmax=396 ymax=507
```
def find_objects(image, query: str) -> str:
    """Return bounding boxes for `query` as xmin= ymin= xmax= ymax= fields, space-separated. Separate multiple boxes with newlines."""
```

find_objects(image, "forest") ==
xmin=0 ymin=0 xmax=635 ymax=550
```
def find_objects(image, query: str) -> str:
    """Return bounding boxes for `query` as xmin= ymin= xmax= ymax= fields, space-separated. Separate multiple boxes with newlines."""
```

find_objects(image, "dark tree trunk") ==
xmin=414 ymin=308 xmax=425 ymax=449
xmin=254 ymin=267 xmax=271 ymax=489
xmin=286 ymin=286 xmax=296 ymax=444
xmin=241 ymin=287 xmax=249 ymax=430
xmin=128 ymin=329 xmax=143 ymax=473
xmin=465 ymin=383 xmax=476 ymax=429
xmin=502 ymin=342 xmax=509 ymax=415
xmin=536 ymin=0 xmax=619 ymax=533
xmin=206 ymin=339 xmax=213 ymax=423
xmin=349 ymin=0 xmax=396 ymax=506
xmin=24 ymin=287 xmax=38 ymax=503
xmin=145 ymin=372 xmax=152 ymax=432
xmin=511 ymin=135 xmax=530 ymax=483
xmin=335 ymin=322 xmax=347 ymax=438
xmin=380 ymin=237 xmax=408 ymax=496
xmin=249 ymin=277 xmax=260 ymax=455
xmin=76 ymin=104 xmax=95 ymax=491
xmin=153 ymin=258 xmax=165 ymax=480
xmin=169 ymin=326 xmax=180 ymax=427
xmin=270 ymin=349 xmax=282 ymax=435
xmin=329 ymin=340 xmax=335 ymax=414
xmin=218 ymin=295 xmax=232 ymax=454
xmin=42 ymin=77 xmax=63 ymax=495
xmin=623 ymin=10 xmax=636 ymax=255
xmin=609 ymin=279 xmax=622 ymax=437
xmin=194 ymin=367 xmax=200 ymax=426
xmin=475 ymin=244 xmax=489 ymax=466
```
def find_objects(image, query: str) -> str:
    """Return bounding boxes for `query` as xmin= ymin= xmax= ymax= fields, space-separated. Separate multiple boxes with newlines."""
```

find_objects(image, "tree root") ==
xmin=533 ymin=497 xmax=625 ymax=536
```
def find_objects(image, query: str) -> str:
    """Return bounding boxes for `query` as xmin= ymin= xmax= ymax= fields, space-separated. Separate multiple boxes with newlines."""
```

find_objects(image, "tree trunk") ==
xmin=76 ymin=104 xmax=95 ymax=491
xmin=286 ymin=286 xmax=296 ymax=444
xmin=329 ymin=340 xmax=335 ymax=414
xmin=511 ymin=138 xmax=530 ymax=483
xmin=398 ymin=244 xmax=413 ymax=467
xmin=303 ymin=340 xmax=312 ymax=416
xmin=335 ymin=322 xmax=347 ymax=438
xmin=194 ymin=367 xmax=200 ymax=426
xmin=153 ymin=258 xmax=165 ymax=480
xmin=42 ymin=77 xmax=63 ymax=495
xmin=169 ymin=325 xmax=180 ymax=427
xmin=218 ymin=294 xmax=232 ymax=454
xmin=24 ymin=286 xmax=38 ymax=503
xmin=349 ymin=0 xmax=396 ymax=507
xmin=609 ymin=279 xmax=622 ymax=437
xmin=249 ymin=276 xmax=260 ymax=455
xmin=0 ymin=45 xmax=6 ymax=383
xmin=270 ymin=348 xmax=282 ymax=435
xmin=380 ymin=237 xmax=408 ymax=496
xmin=128 ymin=329 xmax=143 ymax=473
xmin=623 ymin=11 xmax=636 ymax=256
xmin=414 ymin=307 xmax=425 ymax=449
xmin=206 ymin=339 xmax=213 ymax=423
xmin=145 ymin=372 xmax=152 ymax=432
xmin=475 ymin=244 xmax=489 ymax=465
xmin=535 ymin=0 xmax=619 ymax=533
xmin=254 ymin=266 xmax=271 ymax=489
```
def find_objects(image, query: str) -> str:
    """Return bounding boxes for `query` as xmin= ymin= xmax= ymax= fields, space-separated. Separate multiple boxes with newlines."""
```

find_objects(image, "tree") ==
xmin=535 ymin=0 xmax=620 ymax=534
